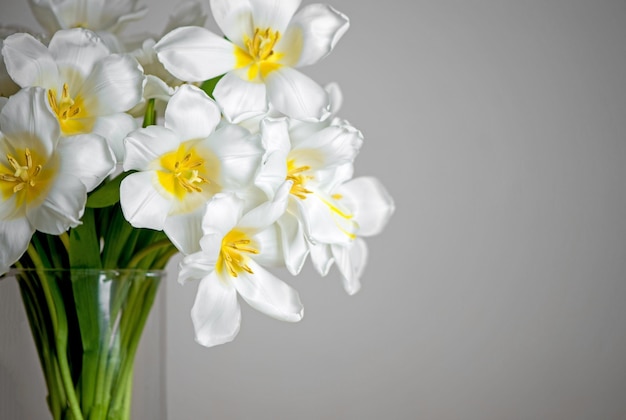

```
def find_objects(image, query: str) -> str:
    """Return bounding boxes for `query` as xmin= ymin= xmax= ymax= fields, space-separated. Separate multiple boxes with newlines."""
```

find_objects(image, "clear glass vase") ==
xmin=9 ymin=268 xmax=164 ymax=420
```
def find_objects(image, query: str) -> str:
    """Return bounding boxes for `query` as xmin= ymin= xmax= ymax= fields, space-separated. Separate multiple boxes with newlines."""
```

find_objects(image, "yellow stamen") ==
xmin=158 ymin=147 xmax=210 ymax=199
xmin=286 ymin=160 xmax=313 ymax=199
xmin=217 ymin=230 xmax=259 ymax=278
xmin=1 ymin=149 xmax=43 ymax=195
xmin=234 ymin=27 xmax=284 ymax=81
xmin=47 ymin=83 xmax=92 ymax=134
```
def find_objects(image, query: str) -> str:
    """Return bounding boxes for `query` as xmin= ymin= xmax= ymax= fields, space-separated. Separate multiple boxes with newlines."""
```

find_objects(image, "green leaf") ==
xmin=69 ymin=208 xmax=102 ymax=269
xmin=86 ymin=172 xmax=132 ymax=209
xmin=200 ymin=75 xmax=224 ymax=99
xmin=142 ymin=98 xmax=156 ymax=128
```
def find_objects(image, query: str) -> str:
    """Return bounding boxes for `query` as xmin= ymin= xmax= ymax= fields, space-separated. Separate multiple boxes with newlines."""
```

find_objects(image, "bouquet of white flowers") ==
xmin=0 ymin=0 xmax=394 ymax=418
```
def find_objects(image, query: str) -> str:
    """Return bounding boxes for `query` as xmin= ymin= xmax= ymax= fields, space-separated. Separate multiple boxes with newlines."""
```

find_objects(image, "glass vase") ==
xmin=10 ymin=268 xmax=164 ymax=420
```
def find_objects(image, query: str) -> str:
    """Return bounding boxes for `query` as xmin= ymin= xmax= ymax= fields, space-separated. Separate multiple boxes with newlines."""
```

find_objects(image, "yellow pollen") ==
xmin=286 ymin=160 xmax=313 ymax=199
xmin=47 ymin=83 xmax=91 ymax=134
xmin=246 ymin=28 xmax=281 ymax=62
xmin=0 ymin=149 xmax=42 ymax=194
xmin=217 ymin=230 xmax=259 ymax=277
xmin=173 ymin=153 xmax=208 ymax=193
xmin=235 ymin=27 xmax=284 ymax=81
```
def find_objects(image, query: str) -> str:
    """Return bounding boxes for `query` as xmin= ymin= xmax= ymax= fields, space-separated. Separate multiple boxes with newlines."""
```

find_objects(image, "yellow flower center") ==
xmin=217 ymin=230 xmax=259 ymax=277
xmin=47 ymin=83 xmax=93 ymax=135
xmin=0 ymin=149 xmax=41 ymax=194
xmin=0 ymin=148 xmax=54 ymax=207
xmin=235 ymin=27 xmax=284 ymax=81
xmin=286 ymin=159 xmax=313 ymax=199
xmin=157 ymin=145 xmax=210 ymax=200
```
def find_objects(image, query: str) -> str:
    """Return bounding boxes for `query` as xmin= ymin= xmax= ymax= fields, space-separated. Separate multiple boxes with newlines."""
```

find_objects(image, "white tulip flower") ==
xmin=120 ymin=84 xmax=264 ymax=254
xmin=155 ymin=0 xmax=349 ymax=123
xmin=178 ymin=182 xmax=303 ymax=347
xmin=0 ymin=87 xmax=116 ymax=274
xmin=1 ymin=28 xmax=144 ymax=161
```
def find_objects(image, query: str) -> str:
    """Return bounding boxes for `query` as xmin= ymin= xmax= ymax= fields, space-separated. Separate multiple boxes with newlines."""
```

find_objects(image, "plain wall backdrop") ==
xmin=1 ymin=0 xmax=626 ymax=419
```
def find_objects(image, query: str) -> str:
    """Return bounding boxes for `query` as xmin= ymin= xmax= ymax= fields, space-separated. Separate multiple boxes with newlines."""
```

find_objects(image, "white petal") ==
xmin=178 ymin=250 xmax=217 ymax=284
xmin=265 ymin=67 xmax=330 ymax=121
xmin=209 ymin=0 xmax=253 ymax=47
xmin=27 ymin=0 xmax=64 ymax=34
xmin=0 ymin=217 xmax=33 ymax=275
xmin=250 ymin=0 xmax=301 ymax=33
xmin=239 ymin=181 xmax=290 ymax=230
xmin=332 ymin=238 xmax=367 ymax=295
xmin=155 ymin=26 xmax=235 ymax=82
xmin=309 ymin=241 xmax=333 ymax=276
xmin=232 ymin=260 xmax=303 ymax=322
xmin=191 ymin=271 xmax=241 ymax=347
xmin=164 ymin=85 xmax=221 ymax=141
xmin=213 ymin=72 xmax=268 ymax=123
xmin=325 ymin=82 xmax=343 ymax=115
xmin=289 ymin=4 xmax=349 ymax=67
xmin=48 ymin=29 xmax=111 ymax=81
xmin=162 ymin=0 xmax=208 ymax=35
xmin=277 ymin=213 xmax=309 ymax=275
xmin=1 ymin=33 xmax=59 ymax=88
xmin=201 ymin=193 xmax=244 ymax=235
xmin=57 ymin=134 xmax=115 ymax=192
xmin=337 ymin=177 xmax=395 ymax=237
xmin=206 ymin=123 xmax=263 ymax=189
xmin=120 ymin=171 xmax=172 ymax=230
xmin=163 ymin=208 xmax=205 ymax=255
xmin=0 ymin=87 xmax=59 ymax=159
xmin=298 ymin=190 xmax=357 ymax=245
xmin=28 ymin=173 xmax=85 ymax=234
xmin=250 ymin=223 xmax=282 ymax=267
xmin=291 ymin=123 xmax=362 ymax=167
xmin=255 ymin=117 xmax=290 ymax=197
xmin=80 ymin=53 xmax=144 ymax=114
xmin=123 ymin=125 xmax=180 ymax=171
xmin=92 ymin=113 xmax=139 ymax=163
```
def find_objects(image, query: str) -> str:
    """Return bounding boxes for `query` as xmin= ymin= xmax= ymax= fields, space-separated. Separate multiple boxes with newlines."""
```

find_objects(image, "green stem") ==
xmin=126 ymin=239 xmax=175 ymax=269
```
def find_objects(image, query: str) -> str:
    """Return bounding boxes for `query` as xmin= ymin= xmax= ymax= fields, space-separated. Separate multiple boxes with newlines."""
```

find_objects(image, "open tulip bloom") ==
xmin=0 ymin=0 xmax=394 ymax=348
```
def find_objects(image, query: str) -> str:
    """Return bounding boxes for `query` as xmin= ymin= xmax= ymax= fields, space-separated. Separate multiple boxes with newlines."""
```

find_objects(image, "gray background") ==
xmin=2 ymin=0 xmax=626 ymax=419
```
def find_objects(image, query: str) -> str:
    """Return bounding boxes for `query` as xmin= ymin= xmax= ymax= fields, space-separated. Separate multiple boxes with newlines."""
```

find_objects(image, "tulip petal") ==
xmin=265 ymin=67 xmax=329 ymax=121
xmin=49 ymin=29 xmax=111 ymax=81
xmin=178 ymin=250 xmax=217 ymax=284
xmin=57 ymin=134 xmax=115 ymax=192
xmin=0 ymin=87 xmax=59 ymax=159
xmin=164 ymin=85 xmax=221 ymax=141
xmin=120 ymin=171 xmax=172 ymax=230
xmin=289 ymin=4 xmax=349 ymax=67
xmin=213 ymin=72 xmax=268 ymax=123
xmin=80 ymin=53 xmax=144 ymax=114
xmin=0 ymin=217 xmax=34 ymax=275
xmin=28 ymin=173 xmax=85 ymax=234
xmin=210 ymin=0 xmax=254 ymax=47
xmin=201 ymin=193 xmax=243 ymax=235
xmin=1 ymin=33 xmax=59 ymax=88
xmin=155 ymin=26 xmax=235 ymax=82
xmin=338 ymin=177 xmax=395 ymax=237
xmin=164 ymin=209 xmax=205 ymax=255
xmin=92 ymin=112 xmax=139 ymax=163
xmin=123 ymin=125 xmax=180 ymax=171
xmin=309 ymin=241 xmax=333 ymax=276
xmin=255 ymin=118 xmax=290 ymax=197
xmin=239 ymin=181 xmax=290 ymax=230
xmin=191 ymin=271 xmax=241 ymax=347
xmin=206 ymin=123 xmax=263 ymax=189
xmin=277 ymin=213 xmax=309 ymax=275
xmin=332 ymin=238 xmax=367 ymax=295
xmin=250 ymin=0 xmax=302 ymax=34
xmin=232 ymin=260 xmax=303 ymax=322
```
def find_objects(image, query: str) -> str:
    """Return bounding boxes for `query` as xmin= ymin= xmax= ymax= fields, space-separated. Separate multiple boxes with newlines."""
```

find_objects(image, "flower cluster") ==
xmin=0 ymin=0 xmax=394 ymax=347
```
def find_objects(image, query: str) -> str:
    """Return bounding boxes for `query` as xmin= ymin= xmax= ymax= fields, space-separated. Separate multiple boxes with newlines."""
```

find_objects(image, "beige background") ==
xmin=2 ymin=0 xmax=626 ymax=419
